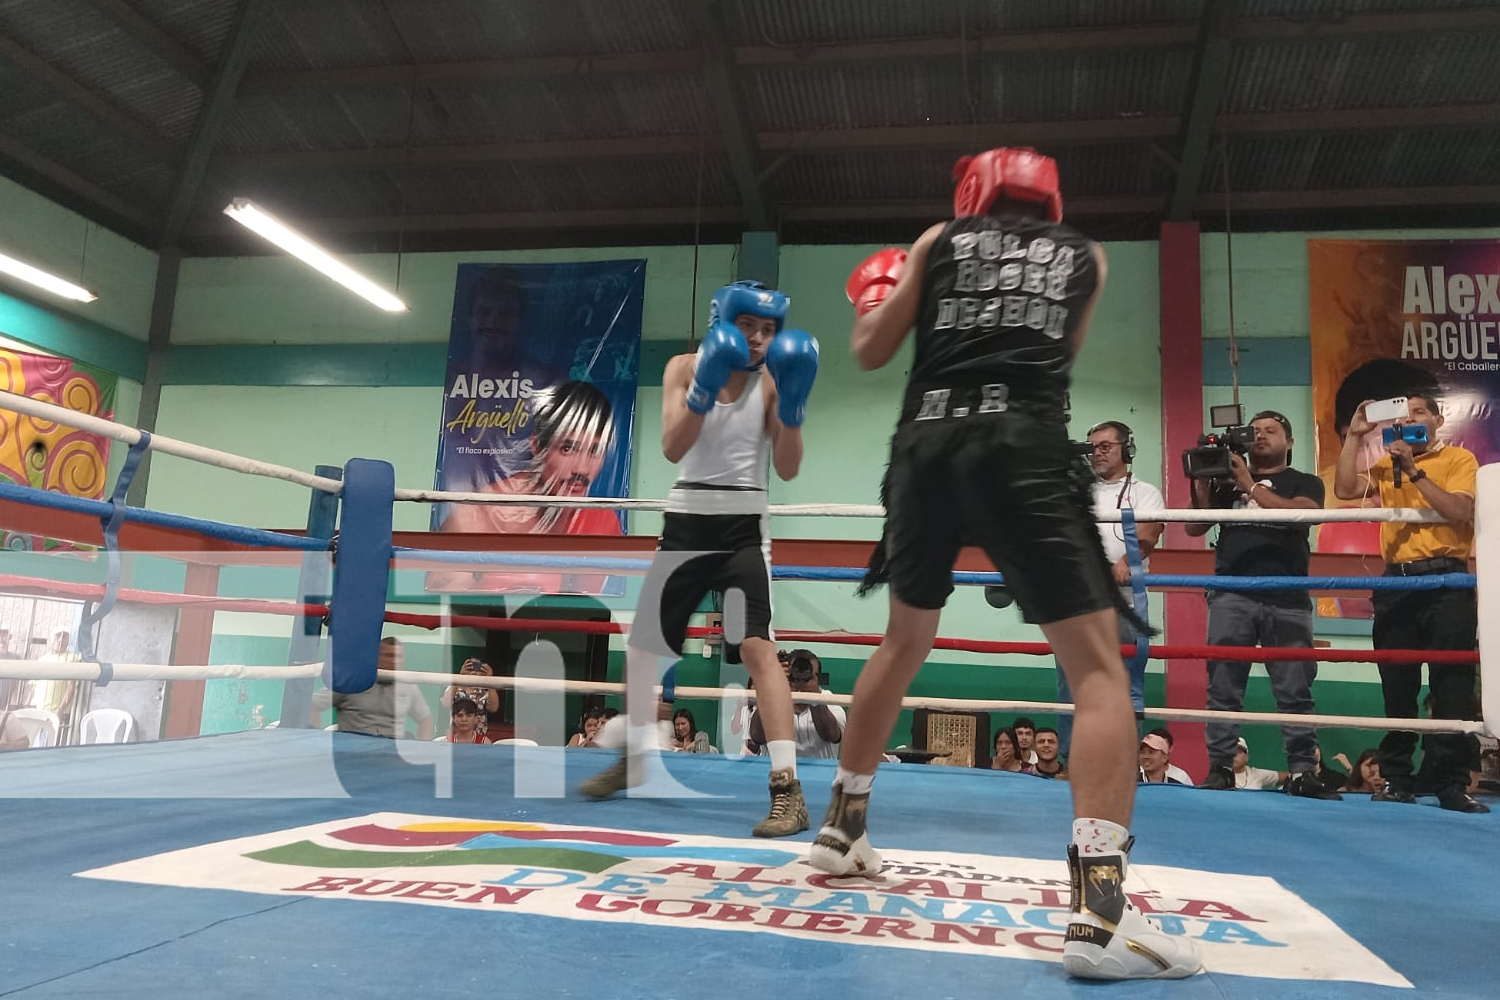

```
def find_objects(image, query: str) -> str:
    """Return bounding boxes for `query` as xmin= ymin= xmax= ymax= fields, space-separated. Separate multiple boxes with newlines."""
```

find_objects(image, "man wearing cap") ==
xmin=1186 ymin=411 xmax=1339 ymax=800
xmin=1231 ymin=737 xmax=1283 ymax=790
xmin=1138 ymin=728 xmax=1192 ymax=785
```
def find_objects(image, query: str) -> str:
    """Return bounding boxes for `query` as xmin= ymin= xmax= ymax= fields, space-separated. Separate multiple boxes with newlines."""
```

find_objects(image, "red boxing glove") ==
xmin=845 ymin=248 xmax=908 ymax=316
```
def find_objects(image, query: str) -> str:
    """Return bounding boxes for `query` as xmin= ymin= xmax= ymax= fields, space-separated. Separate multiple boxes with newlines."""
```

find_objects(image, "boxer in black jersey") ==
xmin=811 ymin=148 xmax=1200 ymax=982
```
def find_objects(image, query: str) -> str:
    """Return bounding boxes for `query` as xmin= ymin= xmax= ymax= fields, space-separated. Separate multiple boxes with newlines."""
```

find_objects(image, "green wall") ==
xmin=4 ymin=171 xmax=1491 ymax=765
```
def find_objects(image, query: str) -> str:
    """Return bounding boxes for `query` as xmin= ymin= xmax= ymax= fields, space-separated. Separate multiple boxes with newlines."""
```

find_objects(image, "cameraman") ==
xmin=750 ymin=649 xmax=844 ymax=758
xmin=1186 ymin=411 xmax=1339 ymax=799
xmin=1334 ymin=393 xmax=1486 ymax=813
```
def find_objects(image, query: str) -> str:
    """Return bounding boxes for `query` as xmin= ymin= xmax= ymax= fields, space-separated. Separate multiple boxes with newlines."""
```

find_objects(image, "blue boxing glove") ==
xmin=765 ymin=329 xmax=819 ymax=428
xmin=686 ymin=321 xmax=749 ymax=414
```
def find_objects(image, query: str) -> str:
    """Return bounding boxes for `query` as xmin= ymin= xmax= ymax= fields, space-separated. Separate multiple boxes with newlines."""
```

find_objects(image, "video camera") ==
xmin=1182 ymin=404 xmax=1255 ymax=480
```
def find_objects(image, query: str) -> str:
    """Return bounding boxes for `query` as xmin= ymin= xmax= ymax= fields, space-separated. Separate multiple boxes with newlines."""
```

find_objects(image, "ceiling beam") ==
xmin=158 ymin=0 xmax=268 ymax=247
xmin=0 ymin=31 xmax=177 ymax=162
xmin=181 ymin=185 xmax=1500 ymax=243
xmin=234 ymin=9 xmax=1500 ymax=94
xmin=83 ymin=0 xmax=211 ymax=88
xmin=0 ymin=127 xmax=155 ymax=230
xmin=225 ymin=134 xmax=707 ymax=171
xmin=243 ymin=51 xmax=701 ymax=91
xmin=678 ymin=0 xmax=771 ymax=230
xmin=222 ymin=101 xmax=1500 ymax=175
xmin=184 ymin=205 xmax=746 ymax=240
xmin=1196 ymin=186 xmax=1500 ymax=212
xmin=1222 ymin=103 xmax=1500 ymax=136
xmin=1168 ymin=0 xmax=1234 ymax=221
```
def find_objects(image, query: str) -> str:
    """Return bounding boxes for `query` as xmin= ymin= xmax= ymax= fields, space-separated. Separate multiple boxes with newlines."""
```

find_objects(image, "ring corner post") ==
xmin=328 ymin=459 xmax=395 ymax=694
xmin=279 ymin=464 xmax=342 ymax=727
xmin=1475 ymin=464 xmax=1499 ymax=737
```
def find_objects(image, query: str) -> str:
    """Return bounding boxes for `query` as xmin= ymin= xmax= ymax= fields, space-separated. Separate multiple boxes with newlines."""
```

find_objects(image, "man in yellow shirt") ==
xmin=1334 ymin=392 xmax=1486 ymax=813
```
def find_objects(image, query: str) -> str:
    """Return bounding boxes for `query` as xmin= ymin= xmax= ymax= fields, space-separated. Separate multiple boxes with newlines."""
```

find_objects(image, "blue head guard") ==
xmin=709 ymin=280 xmax=789 ymax=332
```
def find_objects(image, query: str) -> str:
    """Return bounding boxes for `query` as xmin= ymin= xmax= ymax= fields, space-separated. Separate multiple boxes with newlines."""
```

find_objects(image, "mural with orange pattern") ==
xmin=0 ymin=349 xmax=116 ymax=551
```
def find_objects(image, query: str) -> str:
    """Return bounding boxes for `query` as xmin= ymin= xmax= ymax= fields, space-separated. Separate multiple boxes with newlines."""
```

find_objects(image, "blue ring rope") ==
xmin=0 ymin=480 xmax=328 ymax=551
xmin=392 ymin=546 xmax=1472 ymax=591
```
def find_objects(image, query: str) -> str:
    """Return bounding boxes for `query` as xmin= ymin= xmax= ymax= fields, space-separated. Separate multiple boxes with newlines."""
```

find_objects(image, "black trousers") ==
xmin=1371 ymin=583 xmax=1478 ymax=793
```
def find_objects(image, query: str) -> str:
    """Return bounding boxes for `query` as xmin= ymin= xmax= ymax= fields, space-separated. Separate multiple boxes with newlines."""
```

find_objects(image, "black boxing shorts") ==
xmin=628 ymin=511 xmax=772 ymax=664
xmin=862 ymin=406 xmax=1118 ymax=624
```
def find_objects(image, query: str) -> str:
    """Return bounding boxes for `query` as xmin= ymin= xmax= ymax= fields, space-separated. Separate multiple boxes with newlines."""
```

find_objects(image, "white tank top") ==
xmin=671 ymin=368 xmax=769 ymax=515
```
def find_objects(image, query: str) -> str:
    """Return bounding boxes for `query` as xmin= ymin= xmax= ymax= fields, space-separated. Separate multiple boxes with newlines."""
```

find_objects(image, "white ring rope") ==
xmin=0 ymin=663 xmax=1477 ymax=734
xmin=0 ymin=392 xmax=1447 ymax=524
xmin=0 ymin=661 xmax=323 ymax=682
xmin=368 ymin=671 xmax=1483 ymax=735
xmin=0 ymin=390 xmax=343 ymax=496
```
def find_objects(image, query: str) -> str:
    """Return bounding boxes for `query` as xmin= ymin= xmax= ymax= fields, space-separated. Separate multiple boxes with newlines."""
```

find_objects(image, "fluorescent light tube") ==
xmin=223 ymin=198 xmax=407 ymax=313
xmin=0 ymin=250 xmax=97 ymax=302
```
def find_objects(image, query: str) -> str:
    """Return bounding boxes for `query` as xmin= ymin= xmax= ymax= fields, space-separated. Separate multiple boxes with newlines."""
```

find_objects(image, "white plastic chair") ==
xmin=494 ymin=738 xmax=539 ymax=746
xmin=79 ymin=708 xmax=134 ymax=745
xmin=7 ymin=709 xmax=61 ymax=748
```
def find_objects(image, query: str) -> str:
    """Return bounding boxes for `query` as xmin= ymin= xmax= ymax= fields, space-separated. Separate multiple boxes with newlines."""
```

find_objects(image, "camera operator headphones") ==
xmin=1087 ymin=420 xmax=1135 ymax=464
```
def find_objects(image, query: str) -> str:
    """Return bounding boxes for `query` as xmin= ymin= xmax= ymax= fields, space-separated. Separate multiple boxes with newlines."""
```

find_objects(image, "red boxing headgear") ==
xmin=951 ymin=147 xmax=1063 ymax=222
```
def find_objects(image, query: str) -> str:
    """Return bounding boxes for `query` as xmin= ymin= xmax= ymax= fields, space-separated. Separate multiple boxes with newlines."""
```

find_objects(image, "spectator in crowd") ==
xmin=990 ymin=727 xmax=1038 ymax=775
xmin=1011 ymin=715 xmax=1039 ymax=765
xmin=671 ymin=707 xmax=712 ymax=753
xmin=1232 ymin=737 xmax=1284 ymax=790
xmin=310 ymin=637 xmax=434 ymax=740
xmin=444 ymin=698 xmax=490 ymax=744
xmin=35 ymin=629 xmax=84 ymax=744
xmin=1311 ymin=745 xmax=1349 ymax=793
xmin=441 ymin=658 xmax=501 ymax=739
xmin=749 ymin=649 xmax=844 ymax=758
xmin=1343 ymin=748 xmax=1386 ymax=794
xmin=568 ymin=709 xmax=605 ymax=747
xmin=1137 ymin=730 xmax=1191 ymax=785
xmin=1033 ymin=726 xmax=1068 ymax=780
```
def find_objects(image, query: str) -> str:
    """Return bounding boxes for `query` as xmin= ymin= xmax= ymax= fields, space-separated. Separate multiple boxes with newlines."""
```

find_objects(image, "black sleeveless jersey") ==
xmin=900 ymin=214 xmax=1099 ymax=424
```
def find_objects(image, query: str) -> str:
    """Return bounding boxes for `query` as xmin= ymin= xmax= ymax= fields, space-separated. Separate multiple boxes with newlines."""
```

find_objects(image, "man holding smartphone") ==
xmin=1335 ymin=392 xmax=1487 ymax=813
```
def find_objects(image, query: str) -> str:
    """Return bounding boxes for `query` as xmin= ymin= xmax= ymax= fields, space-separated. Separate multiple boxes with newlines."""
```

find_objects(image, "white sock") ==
xmin=1072 ymin=817 xmax=1130 ymax=855
xmin=766 ymin=740 xmax=796 ymax=773
xmin=835 ymin=768 xmax=874 ymax=795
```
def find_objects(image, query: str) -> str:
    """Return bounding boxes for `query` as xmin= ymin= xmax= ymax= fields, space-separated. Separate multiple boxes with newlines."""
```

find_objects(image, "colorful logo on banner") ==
xmin=429 ymin=261 xmax=643 ymax=596
xmin=1309 ymin=240 xmax=1500 ymax=616
xmin=80 ymin=812 xmax=1408 ymax=987
xmin=0 ymin=349 xmax=116 ymax=552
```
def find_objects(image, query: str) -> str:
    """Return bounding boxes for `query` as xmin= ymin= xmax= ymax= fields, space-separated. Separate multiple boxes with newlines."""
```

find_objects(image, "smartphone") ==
xmin=1366 ymin=396 xmax=1410 ymax=423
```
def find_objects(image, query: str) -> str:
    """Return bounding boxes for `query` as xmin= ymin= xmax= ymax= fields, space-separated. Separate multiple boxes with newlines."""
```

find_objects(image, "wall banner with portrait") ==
xmin=1309 ymin=239 xmax=1500 ymax=616
xmin=0 ymin=348 xmax=116 ymax=552
xmin=429 ymin=260 xmax=644 ymax=597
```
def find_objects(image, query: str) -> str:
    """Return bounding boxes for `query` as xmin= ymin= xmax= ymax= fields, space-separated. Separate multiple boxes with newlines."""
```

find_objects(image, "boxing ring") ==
xmin=1 ymin=389 xmax=1497 ymax=1000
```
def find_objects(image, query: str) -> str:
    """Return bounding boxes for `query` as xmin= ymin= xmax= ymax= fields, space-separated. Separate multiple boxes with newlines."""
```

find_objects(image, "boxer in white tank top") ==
xmin=580 ymin=280 xmax=820 ymax=840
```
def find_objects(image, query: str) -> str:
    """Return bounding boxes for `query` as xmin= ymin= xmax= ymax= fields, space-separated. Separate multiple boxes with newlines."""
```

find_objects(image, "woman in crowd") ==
xmin=990 ymin=727 xmax=1037 ymax=775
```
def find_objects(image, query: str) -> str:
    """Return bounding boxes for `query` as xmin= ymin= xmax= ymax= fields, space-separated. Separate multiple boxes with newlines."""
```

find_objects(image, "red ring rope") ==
xmin=6 ymin=575 xmax=1475 ymax=666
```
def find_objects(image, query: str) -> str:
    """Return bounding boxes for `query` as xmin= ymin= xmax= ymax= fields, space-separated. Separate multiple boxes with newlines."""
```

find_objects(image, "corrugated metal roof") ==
xmin=0 ymin=0 xmax=201 ymax=144
xmin=131 ymin=0 xmax=239 ymax=63
xmin=4 ymin=0 xmax=1500 ymax=250
xmin=1224 ymin=32 xmax=1500 ymax=114
xmin=1235 ymin=0 xmax=1500 ymax=18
